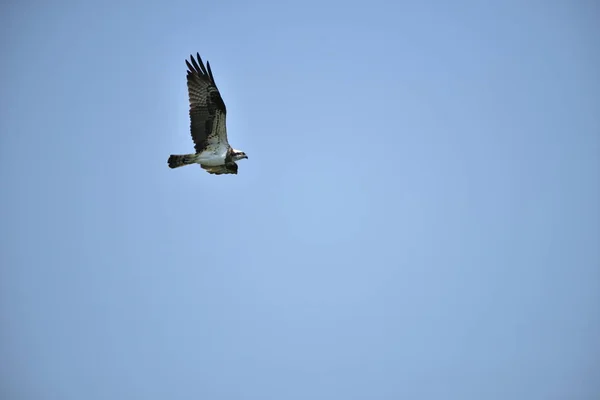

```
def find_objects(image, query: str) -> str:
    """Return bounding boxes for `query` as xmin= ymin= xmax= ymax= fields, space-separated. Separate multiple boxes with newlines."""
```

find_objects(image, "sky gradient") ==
xmin=1 ymin=1 xmax=599 ymax=399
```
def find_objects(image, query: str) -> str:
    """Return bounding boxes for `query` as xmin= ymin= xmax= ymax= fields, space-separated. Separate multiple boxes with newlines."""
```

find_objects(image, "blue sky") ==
xmin=1 ymin=1 xmax=599 ymax=399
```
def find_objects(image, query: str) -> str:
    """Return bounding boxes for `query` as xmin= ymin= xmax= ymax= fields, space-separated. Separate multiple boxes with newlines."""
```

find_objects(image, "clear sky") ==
xmin=1 ymin=1 xmax=599 ymax=399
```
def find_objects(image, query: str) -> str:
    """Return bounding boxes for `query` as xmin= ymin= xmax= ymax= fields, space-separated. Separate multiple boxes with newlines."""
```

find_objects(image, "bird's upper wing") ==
xmin=185 ymin=53 xmax=229 ymax=153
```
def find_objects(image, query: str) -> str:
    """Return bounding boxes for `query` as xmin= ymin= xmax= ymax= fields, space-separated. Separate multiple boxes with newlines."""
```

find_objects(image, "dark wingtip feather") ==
xmin=190 ymin=55 xmax=200 ymax=73
xmin=186 ymin=52 xmax=220 ymax=88
xmin=206 ymin=61 xmax=217 ymax=85
xmin=185 ymin=59 xmax=194 ymax=74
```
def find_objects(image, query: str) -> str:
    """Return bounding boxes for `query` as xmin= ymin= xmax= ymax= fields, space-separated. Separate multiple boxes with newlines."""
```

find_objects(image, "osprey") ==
xmin=168 ymin=53 xmax=248 ymax=175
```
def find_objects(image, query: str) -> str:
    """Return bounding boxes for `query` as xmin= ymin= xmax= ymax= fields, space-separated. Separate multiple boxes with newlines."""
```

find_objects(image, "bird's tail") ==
xmin=168 ymin=154 xmax=197 ymax=169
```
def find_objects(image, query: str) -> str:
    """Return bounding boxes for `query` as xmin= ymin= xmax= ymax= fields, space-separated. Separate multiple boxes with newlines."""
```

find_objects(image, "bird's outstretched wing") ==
xmin=202 ymin=162 xmax=238 ymax=175
xmin=185 ymin=53 xmax=229 ymax=153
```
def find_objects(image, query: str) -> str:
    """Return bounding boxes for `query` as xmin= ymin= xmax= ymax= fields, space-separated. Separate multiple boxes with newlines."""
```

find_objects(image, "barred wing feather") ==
xmin=185 ymin=53 xmax=229 ymax=154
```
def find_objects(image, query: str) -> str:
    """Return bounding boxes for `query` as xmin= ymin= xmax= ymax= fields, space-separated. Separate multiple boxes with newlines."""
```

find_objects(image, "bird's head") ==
xmin=232 ymin=149 xmax=248 ymax=161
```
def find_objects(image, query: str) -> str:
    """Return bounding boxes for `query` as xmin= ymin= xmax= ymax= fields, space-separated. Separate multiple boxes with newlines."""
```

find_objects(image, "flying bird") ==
xmin=168 ymin=53 xmax=247 ymax=175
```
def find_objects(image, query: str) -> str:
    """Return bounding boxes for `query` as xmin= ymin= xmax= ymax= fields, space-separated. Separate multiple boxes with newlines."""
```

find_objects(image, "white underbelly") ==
xmin=197 ymin=150 xmax=226 ymax=166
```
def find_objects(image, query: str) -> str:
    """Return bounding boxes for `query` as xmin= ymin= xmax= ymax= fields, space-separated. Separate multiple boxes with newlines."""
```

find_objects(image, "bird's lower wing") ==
xmin=201 ymin=165 xmax=236 ymax=175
